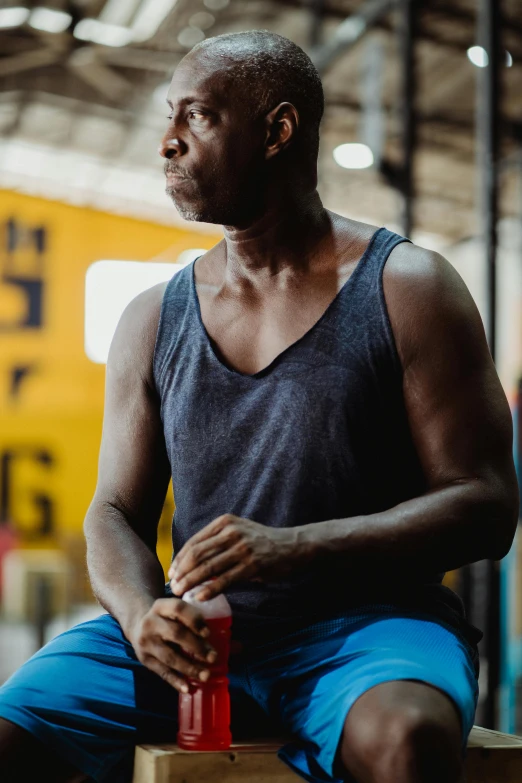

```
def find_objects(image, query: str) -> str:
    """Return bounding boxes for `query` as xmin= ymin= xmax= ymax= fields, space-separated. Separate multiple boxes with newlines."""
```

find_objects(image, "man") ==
xmin=0 ymin=30 xmax=518 ymax=783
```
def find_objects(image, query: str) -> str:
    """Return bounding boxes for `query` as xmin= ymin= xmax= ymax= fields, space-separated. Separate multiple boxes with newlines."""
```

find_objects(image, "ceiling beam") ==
xmin=309 ymin=0 xmax=398 ymax=73
xmin=0 ymin=47 xmax=62 ymax=78
xmin=275 ymin=0 xmax=522 ymax=60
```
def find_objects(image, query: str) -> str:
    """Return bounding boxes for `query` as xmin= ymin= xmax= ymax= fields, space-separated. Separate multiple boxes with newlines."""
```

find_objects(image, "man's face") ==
xmin=159 ymin=52 xmax=266 ymax=225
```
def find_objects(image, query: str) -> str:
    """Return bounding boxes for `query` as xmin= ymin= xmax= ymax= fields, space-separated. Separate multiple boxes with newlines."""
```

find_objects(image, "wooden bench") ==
xmin=133 ymin=726 xmax=522 ymax=783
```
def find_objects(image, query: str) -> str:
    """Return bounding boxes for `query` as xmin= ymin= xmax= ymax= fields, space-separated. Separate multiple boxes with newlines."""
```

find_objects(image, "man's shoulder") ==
xmin=386 ymin=240 xmax=453 ymax=286
xmin=121 ymin=281 xmax=169 ymax=346
xmin=107 ymin=282 xmax=169 ymax=386
xmin=384 ymin=240 xmax=473 ymax=316
xmin=127 ymin=280 xmax=169 ymax=317
xmin=383 ymin=240 xmax=485 ymax=367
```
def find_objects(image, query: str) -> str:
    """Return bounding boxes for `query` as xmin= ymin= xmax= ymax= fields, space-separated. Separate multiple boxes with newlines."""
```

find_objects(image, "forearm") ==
xmin=300 ymin=479 xmax=516 ymax=577
xmin=84 ymin=499 xmax=166 ymax=640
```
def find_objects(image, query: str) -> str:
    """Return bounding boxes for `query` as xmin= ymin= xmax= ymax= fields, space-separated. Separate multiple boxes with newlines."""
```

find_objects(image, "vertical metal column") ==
xmin=476 ymin=0 xmax=502 ymax=730
xmin=398 ymin=0 xmax=417 ymax=238
xmin=480 ymin=0 xmax=501 ymax=362
xmin=34 ymin=573 xmax=52 ymax=651
xmin=309 ymin=0 xmax=325 ymax=48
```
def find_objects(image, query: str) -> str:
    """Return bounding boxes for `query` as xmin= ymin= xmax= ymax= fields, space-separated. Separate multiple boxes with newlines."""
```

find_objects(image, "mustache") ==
xmin=164 ymin=162 xmax=191 ymax=178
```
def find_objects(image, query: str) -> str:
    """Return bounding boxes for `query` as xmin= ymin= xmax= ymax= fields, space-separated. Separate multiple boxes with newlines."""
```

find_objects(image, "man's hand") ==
xmin=169 ymin=514 xmax=310 ymax=601
xmin=128 ymin=598 xmax=218 ymax=693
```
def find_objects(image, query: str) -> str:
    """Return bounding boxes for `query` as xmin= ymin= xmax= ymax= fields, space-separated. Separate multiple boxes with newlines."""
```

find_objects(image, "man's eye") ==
xmin=189 ymin=111 xmax=205 ymax=120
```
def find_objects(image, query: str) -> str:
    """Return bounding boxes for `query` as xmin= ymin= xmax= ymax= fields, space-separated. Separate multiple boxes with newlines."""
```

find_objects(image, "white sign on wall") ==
xmin=85 ymin=249 xmax=205 ymax=364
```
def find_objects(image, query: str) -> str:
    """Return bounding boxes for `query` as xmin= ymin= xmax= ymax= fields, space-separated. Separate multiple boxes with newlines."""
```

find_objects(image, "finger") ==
xmin=174 ymin=517 xmax=227 ymax=560
xmin=171 ymin=515 xmax=236 ymax=573
xmin=158 ymin=618 xmax=217 ymax=663
xmin=171 ymin=541 xmax=233 ymax=588
xmin=170 ymin=547 xmax=243 ymax=596
xmin=153 ymin=597 xmax=210 ymax=638
xmin=144 ymin=656 xmax=190 ymax=693
xmin=195 ymin=563 xmax=250 ymax=601
xmin=170 ymin=539 xmax=229 ymax=582
xmin=172 ymin=522 xmax=243 ymax=582
xmin=151 ymin=642 xmax=211 ymax=683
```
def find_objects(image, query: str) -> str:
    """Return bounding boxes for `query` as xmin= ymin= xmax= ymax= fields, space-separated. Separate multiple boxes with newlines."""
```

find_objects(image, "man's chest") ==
xmin=196 ymin=277 xmax=353 ymax=377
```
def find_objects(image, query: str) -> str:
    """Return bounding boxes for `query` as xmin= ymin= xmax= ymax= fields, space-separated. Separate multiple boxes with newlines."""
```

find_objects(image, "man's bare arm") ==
xmin=299 ymin=244 xmax=519 ymax=574
xmin=84 ymin=283 xmax=216 ymax=692
xmin=84 ymin=284 xmax=169 ymax=633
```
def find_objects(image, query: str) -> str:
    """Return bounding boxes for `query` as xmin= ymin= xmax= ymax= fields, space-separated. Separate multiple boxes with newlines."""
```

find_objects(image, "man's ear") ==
xmin=264 ymin=102 xmax=299 ymax=159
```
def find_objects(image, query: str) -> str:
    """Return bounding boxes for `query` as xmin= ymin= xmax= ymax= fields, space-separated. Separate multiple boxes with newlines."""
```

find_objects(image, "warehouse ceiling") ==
xmin=0 ymin=0 xmax=521 ymax=243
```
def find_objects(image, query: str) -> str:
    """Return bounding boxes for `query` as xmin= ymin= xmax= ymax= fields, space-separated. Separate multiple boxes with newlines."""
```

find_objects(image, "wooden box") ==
xmin=133 ymin=726 xmax=522 ymax=783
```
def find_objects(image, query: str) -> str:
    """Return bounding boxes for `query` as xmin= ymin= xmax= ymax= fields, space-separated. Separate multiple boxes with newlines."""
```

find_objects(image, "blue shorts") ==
xmin=0 ymin=608 xmax=479 ymax=783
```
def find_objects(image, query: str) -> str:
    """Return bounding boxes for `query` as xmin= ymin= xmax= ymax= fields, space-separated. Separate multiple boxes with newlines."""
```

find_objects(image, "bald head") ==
xmin=188 ymin=30 xmax=324 ymax=159
xmin=160 ymin=31 xmax=324 ymax=225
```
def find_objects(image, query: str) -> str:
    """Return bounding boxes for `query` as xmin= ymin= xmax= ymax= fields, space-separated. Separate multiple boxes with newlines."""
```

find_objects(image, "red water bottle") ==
xmin=177 ymin=583 xmax=232 ymax=751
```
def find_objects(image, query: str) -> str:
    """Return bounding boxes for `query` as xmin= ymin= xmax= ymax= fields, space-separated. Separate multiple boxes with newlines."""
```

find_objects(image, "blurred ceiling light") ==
xmin=85 ymin=256 xmax=204 ymax=364
xmin=132 ymin=0 xmax=178 ymax=43
xmin=99 ymin=0 xmax=141 ymax=26
xmin=74 ymin=18 xmax=134 ymax=47
xmin=333 ymin=143 xmax=374 ymax=170
xmin=337 ymin=17 xmax=366 ymax=43
xmin=30 ymin=7 xmax=72 ymax=33
xmin=467 ymin=46 xmax=513 ymax=68
xmin=0 ymin=7 xmax=29 ymax=28
xmin=467 ymin=46 xmax=489 ymax=68
xmin=204 ymin=0 xmax=229 ymax=9
xmin=178 ymin=26 xmax=205 ymax=48
xmin=189 ymin=11 xmax=215 ymax=30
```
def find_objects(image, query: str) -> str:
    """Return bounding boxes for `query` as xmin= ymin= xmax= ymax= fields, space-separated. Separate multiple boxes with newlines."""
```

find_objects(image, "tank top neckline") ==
xmin=190 ymin=225 xmax=386 ymax=380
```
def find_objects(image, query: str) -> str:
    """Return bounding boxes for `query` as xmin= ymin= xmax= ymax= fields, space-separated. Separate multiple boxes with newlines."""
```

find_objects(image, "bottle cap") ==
xmin=182 ymin=581 xmax=231 ymax=618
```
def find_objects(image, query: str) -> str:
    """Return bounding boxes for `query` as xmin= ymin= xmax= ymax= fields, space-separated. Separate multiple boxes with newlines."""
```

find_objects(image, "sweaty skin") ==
xmin=84 ymin=40 xmax=517 ymax=711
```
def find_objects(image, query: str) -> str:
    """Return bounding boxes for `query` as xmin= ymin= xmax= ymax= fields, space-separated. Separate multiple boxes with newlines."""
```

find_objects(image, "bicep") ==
xmin=92 ymin=286 xmax=171 ymax=543
xmin=386 ymin=248 xmax=516 ymax=493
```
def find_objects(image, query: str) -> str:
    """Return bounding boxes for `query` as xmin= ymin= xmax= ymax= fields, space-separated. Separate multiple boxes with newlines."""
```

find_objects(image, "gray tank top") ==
xmin=155 ymin=227 xmax=482 ymax=652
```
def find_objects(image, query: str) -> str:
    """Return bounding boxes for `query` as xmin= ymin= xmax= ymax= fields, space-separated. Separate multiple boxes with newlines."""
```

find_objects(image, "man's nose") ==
xmin=158 ymin=137 xmax=187 ymax=159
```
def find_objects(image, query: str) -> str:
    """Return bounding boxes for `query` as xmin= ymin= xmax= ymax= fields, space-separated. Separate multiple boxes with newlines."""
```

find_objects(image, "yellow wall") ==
xmin=0 ymin=189 xmax=219 ymax=579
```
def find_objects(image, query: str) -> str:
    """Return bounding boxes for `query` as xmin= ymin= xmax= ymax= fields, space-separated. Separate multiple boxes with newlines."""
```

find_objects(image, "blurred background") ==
xmin=0 ymin=0 xmax=520 ymax=734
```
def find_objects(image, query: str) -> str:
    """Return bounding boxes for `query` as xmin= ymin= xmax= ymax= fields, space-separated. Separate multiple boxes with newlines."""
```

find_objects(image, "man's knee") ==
xmin=338 ymin=703 xmax=463 ymax=783
xmin=0 ymin=718 xmax=32 ymax=763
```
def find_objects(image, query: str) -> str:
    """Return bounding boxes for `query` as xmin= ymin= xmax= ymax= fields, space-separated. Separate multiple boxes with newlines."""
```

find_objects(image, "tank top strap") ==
xmin=321 ymin=226 xmax=411 ymax=377
xmin=356 ymin=226 xmax=411 ymax=291
xmin=164 ymin=259 xmax=193 ymax=304
xmin=153 ymin=262 xmax=197 ymax=391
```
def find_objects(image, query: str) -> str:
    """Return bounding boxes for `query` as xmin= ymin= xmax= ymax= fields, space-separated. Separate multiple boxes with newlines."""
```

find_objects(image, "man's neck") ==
xmin=221 ymin=191 xmax=331 ymax=287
